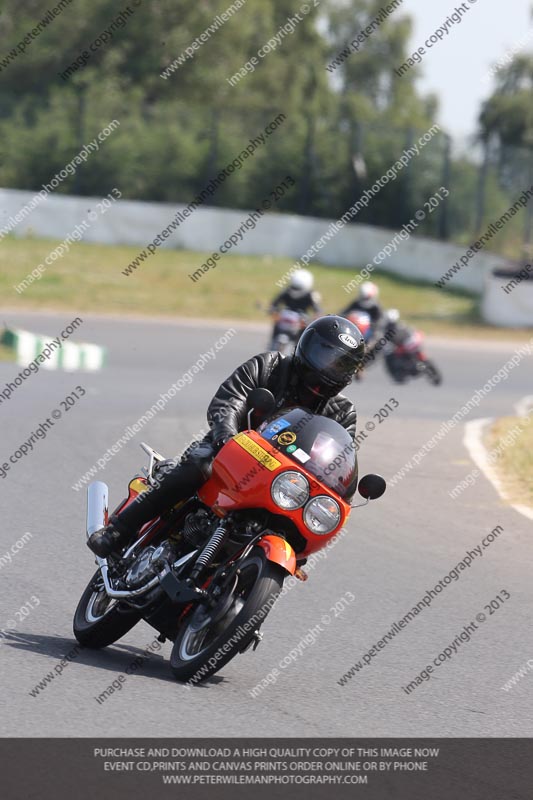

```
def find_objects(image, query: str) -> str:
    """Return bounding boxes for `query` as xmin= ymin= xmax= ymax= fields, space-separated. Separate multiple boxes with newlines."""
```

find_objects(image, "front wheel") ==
xmin=423 ymin=360 xmax=442 ymax=386
xmin=384 ymin=355 xmax=406 ymax=384
xmin=271 ymin=334 xmax=294 ymax=356
xmin=73 ymin=571 xmax=141 ymax=648
xmin=170 ymin=549 xmax=285 ymax=683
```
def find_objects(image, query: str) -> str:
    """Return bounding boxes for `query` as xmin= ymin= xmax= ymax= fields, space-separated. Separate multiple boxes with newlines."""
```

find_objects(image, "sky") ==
xmin=399 ymin=0 xmax=533 ymax=145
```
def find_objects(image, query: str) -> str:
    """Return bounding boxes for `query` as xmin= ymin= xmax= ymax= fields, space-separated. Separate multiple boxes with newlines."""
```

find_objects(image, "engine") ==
xmin=124 ymin=511 xmax=215 ymax=589
xmin=124 ymin=540 xmax=178 ymax=588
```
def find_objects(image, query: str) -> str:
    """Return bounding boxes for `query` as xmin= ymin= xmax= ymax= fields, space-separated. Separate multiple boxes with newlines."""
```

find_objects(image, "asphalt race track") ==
xmin=1 ymin=311 xmax=532 ymax=737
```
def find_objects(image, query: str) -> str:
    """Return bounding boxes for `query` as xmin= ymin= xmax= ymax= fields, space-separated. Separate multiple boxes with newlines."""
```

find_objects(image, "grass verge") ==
xmin=0 ymin=235 xmax=531 ymax=340
xmin=485 ymin=415 xmax=533 ymax=507
xmin=0 ymin=343 xmax=15 ymax=362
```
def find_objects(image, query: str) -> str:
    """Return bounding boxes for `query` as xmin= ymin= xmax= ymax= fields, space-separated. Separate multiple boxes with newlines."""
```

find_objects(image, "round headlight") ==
xmin=271 ymin=471 xmax=310 ymax=510
xmin=303 ymin=495 xmax=341 ymax=535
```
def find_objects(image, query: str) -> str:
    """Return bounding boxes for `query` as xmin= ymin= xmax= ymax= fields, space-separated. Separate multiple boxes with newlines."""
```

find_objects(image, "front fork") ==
xmin=204 ymin=529 xmax=297 ymax=595
xmin=193 ymin=520 xmax=297 ymax=583
xmin=162 ymin=522 xmax=297 ymax=610
xmin=169 ymin=529 xmax=297 ymax=654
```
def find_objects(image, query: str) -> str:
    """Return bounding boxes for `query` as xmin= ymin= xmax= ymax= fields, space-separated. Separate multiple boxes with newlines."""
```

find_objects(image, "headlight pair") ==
xmin=271 ymin=471 xmax=341 ymax=534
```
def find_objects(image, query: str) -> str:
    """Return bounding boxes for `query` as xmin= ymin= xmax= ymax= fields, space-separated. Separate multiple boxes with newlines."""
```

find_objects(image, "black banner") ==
xmin=2 ymin=738 xmax=532 ymax=799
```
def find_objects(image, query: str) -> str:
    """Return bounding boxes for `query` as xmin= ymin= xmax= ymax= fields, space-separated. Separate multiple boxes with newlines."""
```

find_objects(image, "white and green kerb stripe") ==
xmin=1 ymin=328 xmax=106 ymax=371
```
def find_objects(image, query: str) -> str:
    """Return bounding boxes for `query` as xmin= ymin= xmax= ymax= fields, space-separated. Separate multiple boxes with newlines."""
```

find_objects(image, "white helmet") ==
xmin=289 ymin=268 xmax=314 ymax=298
xmin=359 ymin=281 xmax=379 ymax=301
xmin=384 ymin=308 xmax=400 ymax=324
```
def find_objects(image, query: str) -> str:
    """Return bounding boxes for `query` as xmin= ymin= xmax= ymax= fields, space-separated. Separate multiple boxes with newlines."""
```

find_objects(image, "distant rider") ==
xmin=268 ymin=269 xmax=322 ymax=350
xmin=270 ymin=269 xmax=322 ymax=317
xmin=340 ymin=281 xmax=382 ymax=325
xmin=368 ymin=308 xmax=412 ymax=379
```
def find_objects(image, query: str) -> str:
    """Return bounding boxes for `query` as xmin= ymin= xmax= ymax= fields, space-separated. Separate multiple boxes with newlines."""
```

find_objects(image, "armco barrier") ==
xmin=482 ymin=267 xmax=533 ymax=327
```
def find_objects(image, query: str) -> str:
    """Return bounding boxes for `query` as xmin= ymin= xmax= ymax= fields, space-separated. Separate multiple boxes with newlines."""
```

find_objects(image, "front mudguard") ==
xmin=257 ymin=534 xmax=296 ymax=575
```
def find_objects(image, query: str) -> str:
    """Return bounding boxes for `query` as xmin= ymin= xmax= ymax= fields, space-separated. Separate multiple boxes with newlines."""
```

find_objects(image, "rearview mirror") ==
xmin=247 ymin=388 xmax=276 ymax=416
xmin=358 ymin=474 xmax=386 ymax=500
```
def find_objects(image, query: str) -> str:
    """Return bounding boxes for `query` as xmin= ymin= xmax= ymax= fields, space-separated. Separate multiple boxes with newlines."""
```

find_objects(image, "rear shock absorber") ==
xmin=189 ymin=522 xmax=228 ymax=582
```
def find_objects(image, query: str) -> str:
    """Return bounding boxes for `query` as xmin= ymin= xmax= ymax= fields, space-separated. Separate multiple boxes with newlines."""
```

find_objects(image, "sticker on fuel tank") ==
xmin=278 ymin=431 xmax=297 ymax=446
xmin=261 ymin=418 xmax=290 ymax=438
xmin=292 ymin=448 xmax=310 ymax=463
xmin=234 ymin=433 xmax=281 ymax=470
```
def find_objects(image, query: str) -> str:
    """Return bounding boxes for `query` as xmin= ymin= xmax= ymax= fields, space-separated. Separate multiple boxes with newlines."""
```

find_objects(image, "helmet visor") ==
xmin=303 ymin=339 xmax=363 ymax=387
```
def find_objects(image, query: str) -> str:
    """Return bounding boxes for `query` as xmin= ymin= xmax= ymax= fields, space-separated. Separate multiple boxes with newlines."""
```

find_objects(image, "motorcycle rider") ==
xmin=269 ymin=269 xmax=322 ymax=348
xmin=377 ymin=309 xmax=441 ymax=385
xmin=340 ymin=281 xmax=382 ymax=325
xmin=88 ymin=315 xmax=365 ymax=558
xmin=381 ymin=308 xmax=402 ymax=339
xmin=381 ymin=308 xmax=418 ymax=347
xmin=270 ymin=269 xmax=322 ymax=316
xmin=366 ymin=308 xmax=405 ymax=354
xmin=375 ymin=308 xmax=413 ymax=380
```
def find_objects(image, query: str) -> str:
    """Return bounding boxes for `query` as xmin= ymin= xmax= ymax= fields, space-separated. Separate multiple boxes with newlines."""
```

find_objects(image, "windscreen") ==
xmin=258 ymin=407 xmax=358 ymax=499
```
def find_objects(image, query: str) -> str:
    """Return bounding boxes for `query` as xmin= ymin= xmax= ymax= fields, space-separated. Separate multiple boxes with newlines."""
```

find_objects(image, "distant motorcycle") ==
xmin=342 ymin=311 xmax=373 ymax=382
xmin=383 ymin=329 xmax=442 ymax=385
xmin=269 ymin=309 xmax=308 ymax=354
xmin=344 ymin=310 xmax=373 ymax=343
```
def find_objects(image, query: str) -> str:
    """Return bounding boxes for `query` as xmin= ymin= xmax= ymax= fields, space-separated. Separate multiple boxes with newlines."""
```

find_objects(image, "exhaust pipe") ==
xmin=85 ymin=481 xmax=196 ymax=601
xmin=86 ymin=480 xmax=162 ymax=599
xmin=86 ymin=481 xmax=109 ymax=539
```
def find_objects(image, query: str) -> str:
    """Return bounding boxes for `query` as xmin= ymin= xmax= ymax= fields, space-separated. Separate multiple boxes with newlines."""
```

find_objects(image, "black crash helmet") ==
xmin=293 ymin=315 xmax=365 ymax=399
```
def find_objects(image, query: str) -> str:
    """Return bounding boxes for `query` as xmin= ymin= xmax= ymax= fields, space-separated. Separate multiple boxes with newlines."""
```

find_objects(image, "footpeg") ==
xmin=160 ymin=571 xmax=207 ymax=604
xmin=240 ymin=630 xmax=263 ymax=653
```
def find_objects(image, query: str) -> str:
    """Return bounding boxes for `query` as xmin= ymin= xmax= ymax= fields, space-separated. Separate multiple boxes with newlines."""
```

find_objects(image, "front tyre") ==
xmin=170 ymin=549 xmax=285 ymax=683
xmin=73 ymin=571 xmax=141 ymax=648
xmin=384 ymin=355 xmax=405 ymax=384
xmin=272 ymin=334 xmax=293 ymax=356
xmin=423 ymin=360 xmax=442 ymax=386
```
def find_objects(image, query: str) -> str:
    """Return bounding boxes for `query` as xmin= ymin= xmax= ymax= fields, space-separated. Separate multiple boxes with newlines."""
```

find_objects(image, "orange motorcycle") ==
xmin=74 ymin=390 xmax=385 ymax=682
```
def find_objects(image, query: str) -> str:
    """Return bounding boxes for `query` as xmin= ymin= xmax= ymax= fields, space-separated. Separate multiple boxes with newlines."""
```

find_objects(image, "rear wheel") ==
xmin=73 ymin=571 xmax=141 ymax=648
xmin=170 ymin=549 xmax=285 ymax=683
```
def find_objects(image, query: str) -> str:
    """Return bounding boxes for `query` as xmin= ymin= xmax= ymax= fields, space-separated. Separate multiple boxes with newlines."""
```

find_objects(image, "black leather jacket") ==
xmin=270 ymin=289 xmax=322 ymax=314
xmin=207 ymin=352 xmax=357 ymax=446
